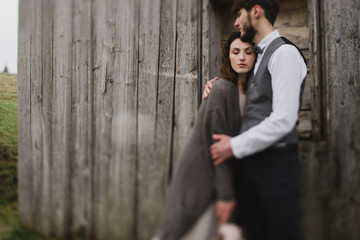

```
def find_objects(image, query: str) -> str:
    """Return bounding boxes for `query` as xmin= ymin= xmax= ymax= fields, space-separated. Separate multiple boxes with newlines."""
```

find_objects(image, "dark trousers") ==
xmin=233 ymin=146 xmax=301 ymax=240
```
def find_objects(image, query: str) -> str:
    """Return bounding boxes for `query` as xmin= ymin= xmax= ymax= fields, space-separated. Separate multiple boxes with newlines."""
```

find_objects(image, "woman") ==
xmin=155 ymin=32 xmax=256 ymax=240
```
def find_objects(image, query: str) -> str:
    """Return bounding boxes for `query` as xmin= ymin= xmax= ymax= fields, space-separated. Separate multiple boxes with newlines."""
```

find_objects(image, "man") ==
xmin=206 ymin=0 xmax=307 ymax=239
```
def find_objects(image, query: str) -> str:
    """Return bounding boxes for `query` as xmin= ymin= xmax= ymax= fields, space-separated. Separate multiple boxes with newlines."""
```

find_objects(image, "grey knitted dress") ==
xmin=157 ymin=78 xmax=242 ymax=240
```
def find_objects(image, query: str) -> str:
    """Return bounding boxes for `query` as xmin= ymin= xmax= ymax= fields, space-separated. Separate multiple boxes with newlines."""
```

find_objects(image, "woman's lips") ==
xmin=238 ymin=64 xmax=246 ymax=67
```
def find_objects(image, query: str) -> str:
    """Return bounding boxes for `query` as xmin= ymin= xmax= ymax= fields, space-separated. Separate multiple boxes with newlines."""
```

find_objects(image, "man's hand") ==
xmin=216 ymin=199 xmax=236 ymax=225
xmin=202 ymin=77 xmax=219 ymax=99
xmin=210 ymin=134 xmax=234 ymax=166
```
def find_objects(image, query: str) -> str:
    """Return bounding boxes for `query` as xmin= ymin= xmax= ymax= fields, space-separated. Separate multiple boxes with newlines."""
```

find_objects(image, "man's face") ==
xmin=234 ymin=8 xmax=256 ymax=43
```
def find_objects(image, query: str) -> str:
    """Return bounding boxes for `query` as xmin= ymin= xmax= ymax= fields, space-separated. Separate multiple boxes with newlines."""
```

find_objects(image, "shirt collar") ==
xmin=257 ymin=30 xmax=280 ymax=52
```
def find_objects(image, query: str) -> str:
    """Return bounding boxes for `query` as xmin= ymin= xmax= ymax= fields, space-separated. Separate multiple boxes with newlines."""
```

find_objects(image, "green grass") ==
xmin=0 ymin=202 xmax=68 ymax=240
xmin=0 ymin=72 xmax=19 ymax=239
xmin=0 ymin=72 xmax=18 ymax=206
xmin=0 ymin=202 xmax=82 ymax=240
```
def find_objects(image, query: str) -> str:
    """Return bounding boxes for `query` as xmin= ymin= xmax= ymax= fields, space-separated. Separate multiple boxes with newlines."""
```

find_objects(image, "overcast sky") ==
xmin=0 ymin=0 xmax=18 ymax=74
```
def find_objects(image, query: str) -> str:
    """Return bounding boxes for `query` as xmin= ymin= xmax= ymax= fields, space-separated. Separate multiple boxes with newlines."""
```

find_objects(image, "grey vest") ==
xmin=240 ymin=37 xmax=306 ymax=145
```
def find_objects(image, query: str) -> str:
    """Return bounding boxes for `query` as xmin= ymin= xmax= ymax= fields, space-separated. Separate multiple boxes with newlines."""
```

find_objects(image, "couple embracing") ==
xmin=155 ymin=0 xmax=307 ymax=239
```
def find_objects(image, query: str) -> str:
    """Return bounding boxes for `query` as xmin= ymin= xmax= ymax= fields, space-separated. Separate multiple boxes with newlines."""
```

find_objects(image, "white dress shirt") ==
xmin=230 ymin=30 xmax=307 ymax=159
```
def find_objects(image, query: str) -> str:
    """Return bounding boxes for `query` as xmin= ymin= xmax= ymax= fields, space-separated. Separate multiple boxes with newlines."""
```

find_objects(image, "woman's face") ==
xmin=229 ymin=38 xmax=256 ymax=74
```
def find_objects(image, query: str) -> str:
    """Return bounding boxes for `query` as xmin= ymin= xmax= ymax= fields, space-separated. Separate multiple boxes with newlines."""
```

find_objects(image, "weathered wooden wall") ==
xmin=18 ymin=0 xmax=202 ymax=239
xmin=299 ymin=0 xmax=360 ymax=240
xmin=321 ymin=0 xmax=360 ymax=238
xmin=18 ymin=0 xmax=360 ymax=239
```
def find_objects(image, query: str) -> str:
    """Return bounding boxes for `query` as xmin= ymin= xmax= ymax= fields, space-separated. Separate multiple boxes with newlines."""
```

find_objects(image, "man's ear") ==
xmin=251 ymin=5 xmax=262 ymax=19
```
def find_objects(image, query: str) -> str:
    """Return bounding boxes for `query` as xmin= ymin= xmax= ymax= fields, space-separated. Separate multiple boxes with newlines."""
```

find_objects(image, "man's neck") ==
xmin=253 ymin=23 xmax=275 ymax=45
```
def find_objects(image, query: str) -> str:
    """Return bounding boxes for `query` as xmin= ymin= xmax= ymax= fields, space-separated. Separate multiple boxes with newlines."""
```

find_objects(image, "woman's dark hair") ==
xmin=220 ymin=31 xmax=254 ymax=92
xmin=231 ymin=0 xmax=279 ymax=25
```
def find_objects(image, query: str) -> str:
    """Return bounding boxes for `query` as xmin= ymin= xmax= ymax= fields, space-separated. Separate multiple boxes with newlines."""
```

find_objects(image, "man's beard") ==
xmin=240 ymin=15 xmax=256 ymax=43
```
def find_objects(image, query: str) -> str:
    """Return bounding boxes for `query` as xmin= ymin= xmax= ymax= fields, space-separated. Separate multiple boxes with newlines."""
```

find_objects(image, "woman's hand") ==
xmin=202 ymin=77 xmax=219 ymax=99
xmin=216 ymin=199 xmax=236 ymax=225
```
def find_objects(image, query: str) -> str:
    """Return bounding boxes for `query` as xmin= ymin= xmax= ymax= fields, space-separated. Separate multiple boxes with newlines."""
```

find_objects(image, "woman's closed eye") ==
xmin=245 ymin=48 xmax=254 ymax=55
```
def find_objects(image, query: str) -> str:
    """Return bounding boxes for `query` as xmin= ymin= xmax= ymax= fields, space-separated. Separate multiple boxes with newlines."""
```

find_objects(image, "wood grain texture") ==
xmin=323 ymin=0 xmax=360 ymax=239
xmin=19 ymin=1 xmax=360 ymax=240
xmin=51 ymin=0 xmax=72 ymax=236
xmin=39 ymin=0 xmax=54 ymax=235
xmin=172 ymin=0 xmax=200 ymax=169
xmin=17 ymin=0 xmax=34 ymax=230
xmin=115 ymin=0 xmax=139 ymax=238
xmin=307 ymin=0 xmax=323 ymax=139
xmin=91 ymin=0 xmax=115 ymax=238
xmin=155 ymin=0 xmax=177 ymax=186
xmin=299 ymin=141 xmax=328 ymax=240
xmin=106 ymin=0 xmax=139 ymax=239
xmin=29 ymin=0 xmax=44 ymax=234
xmin=136 ymin=0 xmax=177 ymax=239
xmin=71 ymin=0 xmax=92 ymax=236
xmin=201 ymin=0 xmax=211 ymax=87
xmin=208 ymin=2 xmax=223 ymax=80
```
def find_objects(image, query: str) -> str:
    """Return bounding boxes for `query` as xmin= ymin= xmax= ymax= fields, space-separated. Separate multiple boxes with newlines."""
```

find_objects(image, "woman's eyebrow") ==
xmin=231 ymin=47 xmax=240 ymax=51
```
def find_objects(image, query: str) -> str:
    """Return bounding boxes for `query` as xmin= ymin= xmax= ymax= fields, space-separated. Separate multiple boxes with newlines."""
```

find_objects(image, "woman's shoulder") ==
xmin=205 ymin=78 xmax=238 ymax=106
xmin=210 ymin=78 xmax=237 ymax=96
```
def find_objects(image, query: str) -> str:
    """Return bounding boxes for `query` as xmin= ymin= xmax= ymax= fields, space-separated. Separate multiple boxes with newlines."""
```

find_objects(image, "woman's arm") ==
xmin=202 ymin=77 xmax=219 ymax=99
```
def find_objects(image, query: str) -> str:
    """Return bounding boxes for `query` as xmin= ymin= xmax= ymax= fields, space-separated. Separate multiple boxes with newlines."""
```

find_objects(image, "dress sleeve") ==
xmin=205 ymin=108 xmax=235 ymax=201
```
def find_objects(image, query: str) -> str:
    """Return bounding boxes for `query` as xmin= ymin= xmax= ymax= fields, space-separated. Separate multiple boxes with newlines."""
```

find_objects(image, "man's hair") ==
xmin=231 ymin=0 xmax=280 ymax=25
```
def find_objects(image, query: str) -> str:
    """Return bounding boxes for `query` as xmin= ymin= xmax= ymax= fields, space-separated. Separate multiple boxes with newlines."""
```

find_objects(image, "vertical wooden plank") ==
xmin=323 ymin=0 xmax=360 ymax=239
xmin=17 ymin=0 xmax=34 ymax=229
xmin=105 ymin=0 xmax=139 ymax=238
xmin=71 ymin=0 xmax=92 ymax=236
xmin=172 ymin=0 xmax=199 ymax=167
xmin=308 ymin=0 xmax=323 ymax=139
xmin=208 ymin=2 xmax=223 ymax=79
xmin=29 ymin=0 xmax=44 ymax=232
xmin=36 ymin=0 xmax=54 ymax=235
xmin=91 ymin=0 xmax=115 ymax=238
xmin=202 ymin=1 xmax=238 ymax=82
xmin=300 ymin=67 xmax=312 ymax=111
xmin=202 ymin=0 xmax=211 ymax=88
xmin=203 ymin=1 xmax=238 ymax=81
xmin=91 ymin=0 xmax=140 ymax=239
xmin=136 ymin=0 xmax=162 ymax=239
xmin=299 ymin=141 xmax=328 ymax=240
xmin=51 ymin=0 xmax=72 ymax=236
xmin=148 ymin=0 xmax=178 ymax=235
